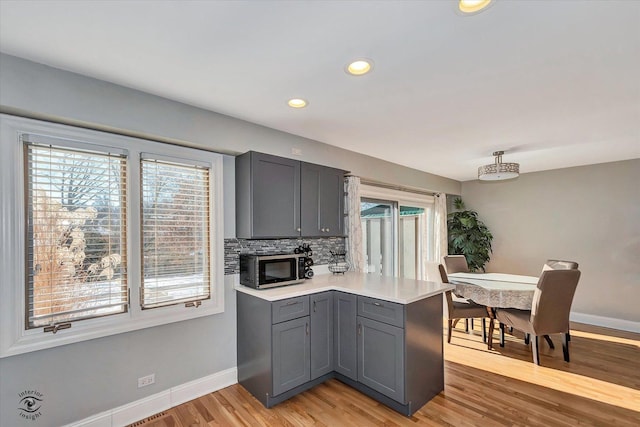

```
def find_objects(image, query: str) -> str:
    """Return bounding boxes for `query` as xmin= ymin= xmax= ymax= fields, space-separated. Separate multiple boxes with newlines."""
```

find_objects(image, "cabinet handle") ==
xmin=296 ymin=227 xmax=301 ymax=232
xmin=320 ymin=228 xmax=325 ymax=232
xmin=373 ymin=302 xmax=383 ymax=307
xmin=326 ymin=228 xmax=330 ymax=232
xmin=358 ymin=323 xmax=362 ymax=335
xmin=313 ymin=301 xmax=316 ymax=312
xmin=285 ymin=301 xmax=297 ymax=306
xmin=306 ymin=322 xmax=309 ymax=335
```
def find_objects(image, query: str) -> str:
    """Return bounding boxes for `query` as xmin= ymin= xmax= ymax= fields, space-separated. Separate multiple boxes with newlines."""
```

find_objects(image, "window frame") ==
xmin=140 ymin=154 xmax=213 ymax=309
xmin=24 ymin=137 xmax=130 ymax=329
xmin=0 ymin=114 xmax=224 ymax=358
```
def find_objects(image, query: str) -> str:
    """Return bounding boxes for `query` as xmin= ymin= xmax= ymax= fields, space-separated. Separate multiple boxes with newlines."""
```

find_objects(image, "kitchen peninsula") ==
xmin=236 ymin=272 xmax=454 ymax=416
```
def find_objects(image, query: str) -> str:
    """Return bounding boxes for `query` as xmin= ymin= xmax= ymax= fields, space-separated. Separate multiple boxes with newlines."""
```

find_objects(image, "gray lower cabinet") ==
xmin=310 ymin=292 xmax=334 ymax=379
xmin=352 ymin=294 xmax=444 ymax=415
xmin=357 ymin=316 xmax=405 ymax=403
xmin=237 ymin=290 xmax=444 ymax=416
xmin=333 ymin=291 xmax=357 ymax=380
xmin=237 ymin=292 xmax=332 ymax=408
xmin=272 ymin=316 xmax=310 ymax=396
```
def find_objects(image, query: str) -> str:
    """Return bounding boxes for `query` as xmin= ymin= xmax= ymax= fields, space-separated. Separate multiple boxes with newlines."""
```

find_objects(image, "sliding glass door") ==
xmin=360 ymin=186 xmax=434 ymax=279
xmin=361 ymin=199 xmax=395 ymax=276
xmin=399 ymin=206 xmax=427 ymax=279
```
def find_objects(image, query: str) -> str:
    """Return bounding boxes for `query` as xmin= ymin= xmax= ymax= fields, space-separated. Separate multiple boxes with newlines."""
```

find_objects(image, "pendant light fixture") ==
xmin=478 ymin=151 xmax=519 ymax=181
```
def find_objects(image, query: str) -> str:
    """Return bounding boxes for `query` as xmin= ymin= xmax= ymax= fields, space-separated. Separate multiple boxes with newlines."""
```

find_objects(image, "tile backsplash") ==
xmin=224 ymin=237 xmax=346 ymax=275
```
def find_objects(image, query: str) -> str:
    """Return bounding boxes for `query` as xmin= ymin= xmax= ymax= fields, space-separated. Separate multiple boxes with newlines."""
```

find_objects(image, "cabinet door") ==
xmin=357 ymin=316 xmax=405 ymax=403
xmin=272 ymin=316 xmax=310 ymax=396
xmin=318 ymin=166 xmax=345 ymax=236
xmin=310 ymin=292 xmax=334 ymax=380
xmin=301 ymin=163 xmax=344 ymax=236
xmin=334 ymin=292 xmax=357 ymax=380
xmin=252 ymin=152 xmax=300 ymax=238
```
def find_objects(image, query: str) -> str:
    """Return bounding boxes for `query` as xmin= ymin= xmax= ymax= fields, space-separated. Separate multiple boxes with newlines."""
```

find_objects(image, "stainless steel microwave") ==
xmin=239 ymin=253 xmax=306 ymax=289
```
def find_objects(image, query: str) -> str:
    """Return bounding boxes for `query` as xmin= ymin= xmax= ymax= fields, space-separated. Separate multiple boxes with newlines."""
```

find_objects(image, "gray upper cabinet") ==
xmin=236 ymin=151 xmax=345 ymax=238
xmin=310 ymin=292 xmax=334 ymax=380
xmin=236 ymin=151 xmax=301 ymax=238
xmin=301 ymin=162 xmax=345 ymax=237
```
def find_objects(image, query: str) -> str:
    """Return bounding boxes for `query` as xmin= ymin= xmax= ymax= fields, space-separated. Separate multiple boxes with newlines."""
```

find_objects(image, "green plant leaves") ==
xmin=447 ymin=198 xmax=493 ymax=272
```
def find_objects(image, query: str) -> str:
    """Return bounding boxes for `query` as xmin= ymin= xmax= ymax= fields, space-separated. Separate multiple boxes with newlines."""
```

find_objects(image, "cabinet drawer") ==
xmin=272 ymin=296 xmax=310 ymax=324
xmin=357 ymin=296 xmax=404 ymax=328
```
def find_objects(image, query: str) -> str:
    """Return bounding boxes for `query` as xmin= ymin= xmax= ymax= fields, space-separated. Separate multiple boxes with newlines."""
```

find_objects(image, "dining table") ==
xmin=447 ymin=272 xmax=540 ymax=349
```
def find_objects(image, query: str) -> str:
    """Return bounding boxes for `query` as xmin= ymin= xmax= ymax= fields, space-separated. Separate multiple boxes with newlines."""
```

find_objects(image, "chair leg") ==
xmin=499 ymin=323 xmax=505 ymax=347
xmin=481 ymin=318 xmax=487 ymax=343
xmin=470 ymin=318 xmax=475 ymax=331
xmin=532 ymin=336 xmax=540 ymax=365
xmin=567 ymin=330 xmax=571 ymax=342
xmin=465 ymin=319 xmax=469 ymax=332
xmin=524 ymin=333 xmax=530 ymax=345
xmin=543 ymin=334 xmax=555 ymax=349
xmin=487 ymin=319 xmax=495 ymax=349
xmin=447 ymin=319 xmax=453 ymax=344
xmin=562 ymin=332 xmax=570 ymax=362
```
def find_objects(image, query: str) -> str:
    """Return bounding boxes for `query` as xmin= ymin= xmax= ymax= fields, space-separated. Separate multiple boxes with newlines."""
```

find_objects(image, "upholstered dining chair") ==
xmin=501 ymin=259 xmax=581 ymax=347
xmin=541 ymin=259 xmax=579 ymax=343
xmin=443 ymin=255 xmax=470 ymax=274
xmin=435 ymin=264 xmax=489 ymax=344
xmin=543 ymin=259 xmax=579 ymax=271
xmin=490 ymin=269 xmax=581 ymax=365
xmin=442 ymin=255 xmax=479 ymax=331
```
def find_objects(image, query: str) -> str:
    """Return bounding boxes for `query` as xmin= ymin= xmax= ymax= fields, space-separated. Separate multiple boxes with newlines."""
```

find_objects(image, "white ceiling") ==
xmin=1 ymin=0 xmax=639 ymax=181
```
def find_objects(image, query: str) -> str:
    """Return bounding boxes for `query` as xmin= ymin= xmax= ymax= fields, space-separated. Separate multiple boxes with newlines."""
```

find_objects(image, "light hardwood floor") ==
xmin=128 ymin=322 xmax=640 ymax=426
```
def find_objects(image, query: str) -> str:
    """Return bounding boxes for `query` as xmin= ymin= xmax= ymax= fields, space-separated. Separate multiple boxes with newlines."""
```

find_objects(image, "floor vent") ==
xmin=128 ymin=412 xmax=167 ymax=426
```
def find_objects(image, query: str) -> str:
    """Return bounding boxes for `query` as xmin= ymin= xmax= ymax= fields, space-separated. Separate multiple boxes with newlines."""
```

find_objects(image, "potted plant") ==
xmin=447 ymin=197 xmax=493 ymax=272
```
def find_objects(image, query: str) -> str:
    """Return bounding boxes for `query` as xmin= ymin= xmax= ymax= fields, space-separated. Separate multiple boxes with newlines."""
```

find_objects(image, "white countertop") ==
xmin=235 ymin=272 xmax=454 ymax=304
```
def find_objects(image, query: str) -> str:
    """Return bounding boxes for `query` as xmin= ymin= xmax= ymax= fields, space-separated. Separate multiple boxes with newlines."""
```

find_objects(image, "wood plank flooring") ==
xmin=128 ymin=322 xmax=640 ymax=426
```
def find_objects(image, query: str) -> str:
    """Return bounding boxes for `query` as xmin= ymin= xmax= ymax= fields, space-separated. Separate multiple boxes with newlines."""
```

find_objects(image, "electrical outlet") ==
xmin=291 ymin=147 xmax=303 ymax=156
xmin=138 ymin=373 xmax=155 ymax=388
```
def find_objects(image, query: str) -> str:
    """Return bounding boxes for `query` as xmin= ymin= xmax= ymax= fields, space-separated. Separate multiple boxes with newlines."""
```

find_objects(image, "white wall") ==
xmin=0 ymin=53 xmax=460 ymax=426
xmin=461 ymin=159 xmax=640 ymax=327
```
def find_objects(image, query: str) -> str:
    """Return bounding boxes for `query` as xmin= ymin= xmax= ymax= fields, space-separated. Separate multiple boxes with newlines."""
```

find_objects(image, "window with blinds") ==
xmin=141 ymin=156 xmax=211 ymax=309
xmin=24 ymin=139 xmax=128 ymax=329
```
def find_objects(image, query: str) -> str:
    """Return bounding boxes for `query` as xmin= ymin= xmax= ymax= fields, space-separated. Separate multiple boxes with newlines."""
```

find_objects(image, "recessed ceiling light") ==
xmin=458 ymin=0 xmax=493 ymax=14
xmin=346 ymin=59 xmax=373 ymax=76
xmin=287 ymin=98 xmax=308 ymax=108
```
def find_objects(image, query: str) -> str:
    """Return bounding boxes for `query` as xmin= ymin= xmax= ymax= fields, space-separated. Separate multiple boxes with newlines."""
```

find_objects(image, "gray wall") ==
xmin=0 ymin=276 xmax=237 ymax=427
xmin=0 ymin=54 xmax=460 ymax=195
xmin=0 ymin=52 xmax=459 ymax=426
xmin=461 ymin=159 xmax=640 ymax=323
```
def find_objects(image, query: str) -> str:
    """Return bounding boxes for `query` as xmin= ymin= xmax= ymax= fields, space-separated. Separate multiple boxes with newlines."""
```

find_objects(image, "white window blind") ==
xmin=24 ymin=139 xmax=128 ymax=329
xmin=141 ymin=157 xmax=211 ymax=309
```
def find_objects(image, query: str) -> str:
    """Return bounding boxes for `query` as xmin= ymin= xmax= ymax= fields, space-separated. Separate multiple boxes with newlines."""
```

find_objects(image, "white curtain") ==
xmin=434 ymin=193 xmax=448 ymax=263
xmin=419 ymin=210 xmax=429 ymax=280
xmin=345 ymin=176 xmax=364 ymax=272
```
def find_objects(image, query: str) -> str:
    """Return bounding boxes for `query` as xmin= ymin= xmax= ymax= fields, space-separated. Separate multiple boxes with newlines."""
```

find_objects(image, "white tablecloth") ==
xmin=448 ymin=273 xmax=538 ymax=310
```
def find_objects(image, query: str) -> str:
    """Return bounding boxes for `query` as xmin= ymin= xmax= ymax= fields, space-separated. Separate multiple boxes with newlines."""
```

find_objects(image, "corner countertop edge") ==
xmin=234 ymin=272 xmax=454 ymax=304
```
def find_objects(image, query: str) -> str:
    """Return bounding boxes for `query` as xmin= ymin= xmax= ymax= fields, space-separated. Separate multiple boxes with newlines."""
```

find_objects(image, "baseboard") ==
xmin=64 ymin=367 xmax=238 ymax=427
xmin=570 ymin=311 xmax=640 ymax=333
xmin=170 ymin=367 xmax=237 ymax=407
